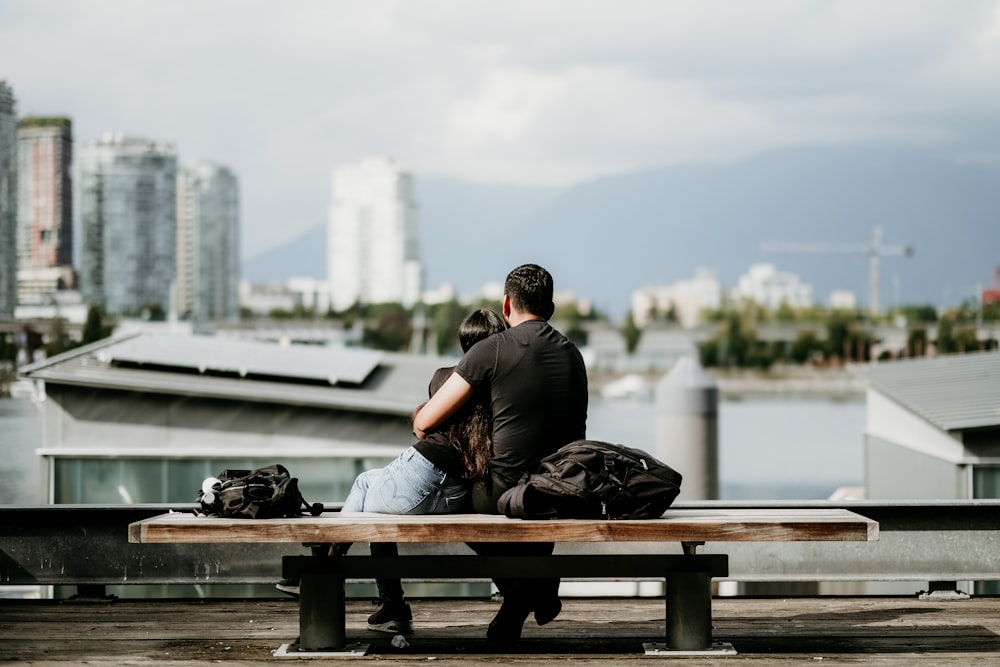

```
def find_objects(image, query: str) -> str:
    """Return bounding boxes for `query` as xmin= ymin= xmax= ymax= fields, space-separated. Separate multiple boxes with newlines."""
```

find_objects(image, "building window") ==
xmin=972 ymin=465 xmax=1000 ymax=500
xmin=51 ymin=456 xmax=392 ymax=504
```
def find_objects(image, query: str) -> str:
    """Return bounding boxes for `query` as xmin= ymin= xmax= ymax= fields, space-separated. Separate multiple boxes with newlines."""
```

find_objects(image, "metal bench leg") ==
xmin=299 ymin=572 xmax=345 ymax=651
xmin=665 ymin=570 xmax=713 ymax=651
xmin=646 ymin=570 xmax=735 ymax=656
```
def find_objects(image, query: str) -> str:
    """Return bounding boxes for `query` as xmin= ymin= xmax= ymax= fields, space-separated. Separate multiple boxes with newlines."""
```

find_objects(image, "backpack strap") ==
xmin=497 ymin=484 xmax=530 ymax=519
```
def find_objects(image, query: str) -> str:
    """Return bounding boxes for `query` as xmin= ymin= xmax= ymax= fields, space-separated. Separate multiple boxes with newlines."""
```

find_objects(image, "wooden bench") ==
xmin=129 ymin=508 xmax=878 ymax=656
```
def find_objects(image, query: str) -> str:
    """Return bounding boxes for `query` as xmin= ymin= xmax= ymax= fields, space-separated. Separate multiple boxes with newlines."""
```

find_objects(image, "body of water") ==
xmin=0 ymin=397 xmax=45 ymax=504
xmin=587 ymin=395 xmax=866 ymax=500
xmin=0 ymin=394 xmax=866 ymax=504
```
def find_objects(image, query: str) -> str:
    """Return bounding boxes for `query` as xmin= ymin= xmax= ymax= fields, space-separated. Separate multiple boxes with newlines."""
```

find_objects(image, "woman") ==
xmin=328 ymin=309 xmax=507 ymax=634
xmin=340 ymin=308 xmax=505 ymax=518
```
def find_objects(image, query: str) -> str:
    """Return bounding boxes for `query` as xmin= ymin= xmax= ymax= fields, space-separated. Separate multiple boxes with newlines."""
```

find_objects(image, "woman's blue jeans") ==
xmin=341 ymin=446 xmax=470 ymax=599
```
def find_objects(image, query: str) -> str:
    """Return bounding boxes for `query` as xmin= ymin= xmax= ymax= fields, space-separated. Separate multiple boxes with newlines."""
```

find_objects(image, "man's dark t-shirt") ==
xmin=454 ymin=319 xmax=588 ymax=501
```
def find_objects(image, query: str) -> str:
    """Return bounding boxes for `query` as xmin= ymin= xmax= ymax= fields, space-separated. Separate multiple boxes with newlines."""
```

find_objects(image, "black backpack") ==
xmin=497 ymin=440 xmax=682 ymax=520
xmin=197 ymin=464 xmax=324 ymax=519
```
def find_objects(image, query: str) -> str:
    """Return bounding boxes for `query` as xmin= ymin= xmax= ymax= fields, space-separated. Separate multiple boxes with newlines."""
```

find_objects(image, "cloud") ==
xmin=2 ymin=0 xmax=999 ymax=257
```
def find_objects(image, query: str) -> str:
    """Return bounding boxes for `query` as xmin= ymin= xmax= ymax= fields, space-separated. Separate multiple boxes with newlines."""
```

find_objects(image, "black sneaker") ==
xmin=486 ymin=599 xmax=530 ymax=642
xmin=275 ymin=579 xmax=300 ymax=599
xmin=367 ymin=597 xmax=413 ymax=634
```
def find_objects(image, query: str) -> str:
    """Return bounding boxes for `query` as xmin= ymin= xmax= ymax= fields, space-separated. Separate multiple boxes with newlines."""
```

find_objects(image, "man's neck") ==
xmin=507 ymin=310 xmax=545 ymax=327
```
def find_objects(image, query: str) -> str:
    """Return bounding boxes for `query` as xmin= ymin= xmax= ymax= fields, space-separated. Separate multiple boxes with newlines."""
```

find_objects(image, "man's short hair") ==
xmin=505 ymin=264 xmax=555 ymax=320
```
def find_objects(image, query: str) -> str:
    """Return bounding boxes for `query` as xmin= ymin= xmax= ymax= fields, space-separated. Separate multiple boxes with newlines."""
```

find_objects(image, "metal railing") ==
xmin=2 ymin=501 xmax=998 ymax=598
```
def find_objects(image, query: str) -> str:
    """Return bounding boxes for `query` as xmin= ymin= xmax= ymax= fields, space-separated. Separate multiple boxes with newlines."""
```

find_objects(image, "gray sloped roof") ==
xmin=864 ymin=351 xmax=1000 ymax=431
xmin=20 ymin=333 xmax=456 ymax=417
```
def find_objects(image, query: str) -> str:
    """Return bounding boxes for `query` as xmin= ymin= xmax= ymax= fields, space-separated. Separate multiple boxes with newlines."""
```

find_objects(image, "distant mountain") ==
xmin=244 ymin=146 xmax=1000 ymax=318
xmin=242 ymin=221 xmax=326 ymax=282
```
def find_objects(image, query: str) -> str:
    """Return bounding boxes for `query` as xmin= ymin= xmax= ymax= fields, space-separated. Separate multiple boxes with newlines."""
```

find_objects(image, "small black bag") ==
xmin=497 ymin=440 xmax=682 ymax=520
xmin=197 ymin=464 xmax=324 ymax=519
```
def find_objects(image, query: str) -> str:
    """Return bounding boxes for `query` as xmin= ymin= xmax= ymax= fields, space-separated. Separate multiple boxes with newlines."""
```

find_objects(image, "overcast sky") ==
xmin=3 ymin=0 xmax=999 ymax=260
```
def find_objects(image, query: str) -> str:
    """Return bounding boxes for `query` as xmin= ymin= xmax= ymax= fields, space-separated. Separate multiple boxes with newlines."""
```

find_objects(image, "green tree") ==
xmin=824 ymin=311 xmax=873 ymax=363
xmin=745 ymin=340 xmax=776 ymax=369
xmin=698 ymin=338 xmax=719 ymax=367
xmin=556 ymin=302 xmax=589 ymax=347
xmin=700 ymin=311 xmax=757 ymax=367
xmin=952 ymin=327 xmax=981 ymax=353
xmin=825 ymin=312 xmax=853 ymax=362
xmin=790 ymin=329 xmax=823 ymax=364
xmin=0 ymin=332 xmax=15 ymax=362
xmin=936 ymin=317 xmax=955 ymax=354
xmin=720 ymin=312 xmax=754 ymax=367
xmin=44 ymin=318 xmax=71 ymax=357
xmin=898 ymin=304 xmax=938 ymax=323
xmin=430 ymin=299 xmax=467 ymax=355
xmin=907 ymin=327 xmax=928 ymax=358
xmin=362 ymin=303 xmax=413 ymax=352
xmin=81 ymin=305 xmax=113 ymax=345
xmin=775 ymin=302 xmax=797 ymax=323
xmin=621 ymin=311 xmax=642 ymax=355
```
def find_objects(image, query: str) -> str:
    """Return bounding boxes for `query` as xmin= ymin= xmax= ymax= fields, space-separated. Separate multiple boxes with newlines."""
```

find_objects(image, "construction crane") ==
xmin=760 ymin=227 xmax=914 ymax=317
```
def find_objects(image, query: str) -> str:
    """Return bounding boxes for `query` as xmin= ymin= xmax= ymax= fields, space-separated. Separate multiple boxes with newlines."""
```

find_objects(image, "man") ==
xmin=414 ymin=263 xmax=589 ymax=641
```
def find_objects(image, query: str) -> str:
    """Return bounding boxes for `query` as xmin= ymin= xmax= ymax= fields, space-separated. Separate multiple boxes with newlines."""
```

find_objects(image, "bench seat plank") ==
xmin=129 ymin=509 xmax=878 ymax=545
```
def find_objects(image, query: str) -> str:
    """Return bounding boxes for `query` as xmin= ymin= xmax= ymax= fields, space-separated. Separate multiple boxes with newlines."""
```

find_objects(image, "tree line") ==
xmin=690 ymin=301 xmax=1000 ymax=369
xmin=4 ymin=297 xmax=996 ymax=370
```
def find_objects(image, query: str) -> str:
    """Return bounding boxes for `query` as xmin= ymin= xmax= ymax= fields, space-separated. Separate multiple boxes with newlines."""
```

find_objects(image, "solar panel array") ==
xmin=95 ymin=334 xmax=382 ymax=385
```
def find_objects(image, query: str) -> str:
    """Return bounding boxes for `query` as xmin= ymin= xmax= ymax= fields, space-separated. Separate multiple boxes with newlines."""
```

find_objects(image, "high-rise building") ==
xmin=16 ymin=116 xmax=74 ymax=305
xmin=79 ymin=134 xmax=177 ymax=316
xmin=327 ymin=156 xmax=422 ymax=312
xmin=176 ymin=161 xmax=240 ymax=323
xmin=0 ymin=81 xmax=17 ymax=317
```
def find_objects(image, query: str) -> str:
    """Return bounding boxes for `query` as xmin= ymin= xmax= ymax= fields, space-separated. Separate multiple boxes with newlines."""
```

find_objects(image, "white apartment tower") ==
xmin=79 ymin=134 xmax=177 ymax=316
xmin=176 ymin=161 xmax=240 ymax=323
xmin=327 ymin=156 xmax=422 ymax=312
xmin=0 ymin=81 xmax=17 ymax=317
xmin=16 ymin=117 xmax=74 ymax=304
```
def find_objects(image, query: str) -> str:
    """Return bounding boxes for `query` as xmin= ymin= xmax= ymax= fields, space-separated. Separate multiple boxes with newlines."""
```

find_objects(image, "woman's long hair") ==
xmin=433 ymin=309 xmax=507 ymax=482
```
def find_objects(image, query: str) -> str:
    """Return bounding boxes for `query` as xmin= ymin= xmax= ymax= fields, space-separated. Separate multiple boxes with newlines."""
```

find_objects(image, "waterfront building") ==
xmin=16 ymin=117 xmax=74 ymax=305
xmin=863 ymin=350 xmax=1000 ymax=500
xmin=863 ymin=350 xmax=1000 ymax=596
xmin=79 ymin=134 xmax=177 ymax=316
xmin=238 ymin=281 xmax=298 ymax=315
xmin=238 ymin=278 xmax=332 ymax=317
xmin=20 ymin=333 xmax=449 ymax=504
xmin=327 ymin=156 xmax=422 ymax=312
xmin=632 ymin=269 xmax=722 ymax=328
xmin=733 ymin=263 xmax=812 ymax=310
xmin=176 ymin=161 xmax=240 ymax=323
xmin=0 ymin=81 xmax=17 ymax=317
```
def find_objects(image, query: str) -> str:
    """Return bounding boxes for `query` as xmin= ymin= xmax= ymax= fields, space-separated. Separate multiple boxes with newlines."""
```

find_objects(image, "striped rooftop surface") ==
xmin=864 ymin=350 xmax=1000 ymax=431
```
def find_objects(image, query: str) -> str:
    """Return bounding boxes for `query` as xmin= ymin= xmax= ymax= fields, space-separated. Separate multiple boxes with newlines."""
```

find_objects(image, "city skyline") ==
xmin=3 ymin=0 xmax=998 ymax=271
